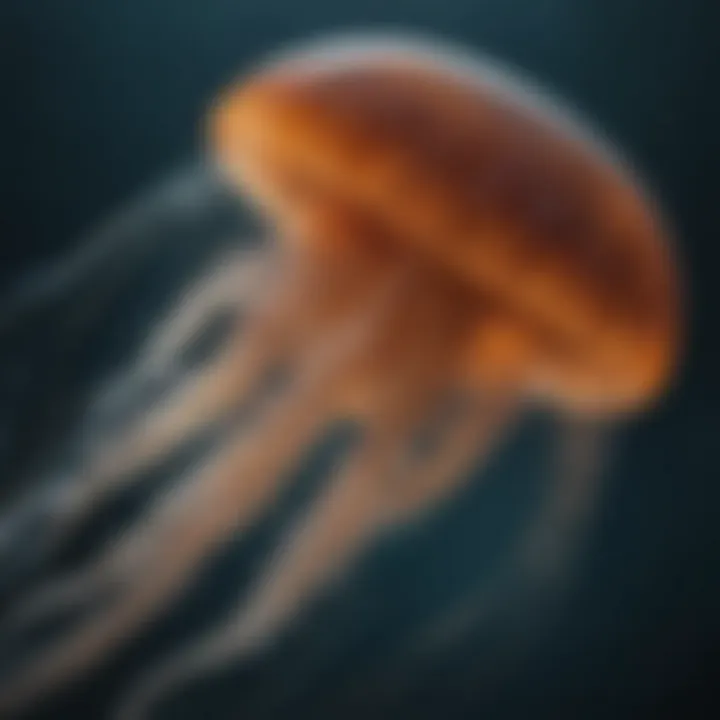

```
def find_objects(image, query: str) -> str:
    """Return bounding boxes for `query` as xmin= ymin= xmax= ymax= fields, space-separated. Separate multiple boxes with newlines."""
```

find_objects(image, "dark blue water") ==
xmin=1 ymin=2 xmax=718 ymax=718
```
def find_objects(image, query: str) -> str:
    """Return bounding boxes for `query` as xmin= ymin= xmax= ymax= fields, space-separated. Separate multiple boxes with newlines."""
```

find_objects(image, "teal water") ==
xmin=1 ymin=2 xmax=718 ymax=718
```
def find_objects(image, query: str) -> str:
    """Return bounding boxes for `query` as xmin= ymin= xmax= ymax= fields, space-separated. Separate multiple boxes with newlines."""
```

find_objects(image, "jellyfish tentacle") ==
xmin=111 ymin=285 xmax=472 ymax=718
xmin=79 ymin=246 xmax=320 ymax=488
xmin=81 ymin=337 xmax=267 ymax=492
xmin=0 ymin=340 xmax=256 ymax=588
xmin=79 ymin=238 xmax=388 ymax=501
xmin=0 ymin=270 xmax=405 ymax=716
xmin=2 ymin=338 xmax=266 ymax=561
xmin=114 ymin=387 xmax=511 ymax=720
xmin=0 ymin=366 xmax=336 ymax=715
xmin=393 ymin=415 xmax=610 ymax=665
xmin=386 ymin=392 xmax=518 ymax=523
xmin=87 ymin=237 xmax=394 ymax=475
xmin=87 ymin=245 xmax=275 ymax=430
xmin=0 ymin=244 xmax=391 ymax=598
xmin=116 ymin=392 xmax=518 ymax=720
xmin=0 ymin=254 xmax=318 ymax=567
xmin=519 ymin=416 xmax=609 ymax=582
xmin=243 ymin=391 xmax=520 ymax=716
xmin=135 ymin=245 xmax=269 ymax=376
xmin=0 ymin=555 xmax=128 ymax=641
xmin=115 ymin=415 xmax=421 ymax=720
xmin=0 ymin=356 xmax=336 ymax=711
xmin=326 ymin=416 xmax=607 ymax=713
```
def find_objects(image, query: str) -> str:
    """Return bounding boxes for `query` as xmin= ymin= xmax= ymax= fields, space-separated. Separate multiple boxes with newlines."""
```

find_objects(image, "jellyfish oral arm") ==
xmin=115 ymin=386 xmax=519 ymax=720
xmin=114 ymin=428 xmax=403 ymax=720
xmin=0 ymin=245 xmax=345 ymax=574
xmin=0 ymin=353 xmax=336 ymax=716
xmin=134 ymin=245 xmax=268 ymax=375
xmin=0 ymin=334 xmax=267 ymax=566
xmin=0 ymin=267 xmax=404 ymax=716
xmin=387 ymin=392 xmax=518 ymax=523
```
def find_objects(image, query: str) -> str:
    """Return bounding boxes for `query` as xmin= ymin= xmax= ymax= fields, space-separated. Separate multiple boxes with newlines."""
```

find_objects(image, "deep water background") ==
xmin=1 ymin=1 xmax=719 ymax=719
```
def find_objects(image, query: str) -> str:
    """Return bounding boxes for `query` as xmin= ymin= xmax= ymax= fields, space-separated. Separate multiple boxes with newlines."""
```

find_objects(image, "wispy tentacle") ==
xmin=386 ymin=392 xmax=518 ymax=523
xmin=0 ymin=357 xmax=340 ymax=716
xmin=113 ymin=394 xmax=511 ymax=720
xmin=0 ymin=250 xmax=314 ymax=570
xmin=0 ymin=267 xmax=405 ymax=717
xmin=519 ymin=416 xmax=610 ymax=583
xmin=133 ymin=246 xmax=268 ymax=377
xmin=114 ymin=423 xmax=413 ymax=720
xmin=385 ymin=416 xmax=609 ymax=670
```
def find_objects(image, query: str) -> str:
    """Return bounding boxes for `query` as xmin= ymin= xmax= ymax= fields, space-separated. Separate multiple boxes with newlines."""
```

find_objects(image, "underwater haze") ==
xmin=1 ymin=2 xmax=719 ymax=719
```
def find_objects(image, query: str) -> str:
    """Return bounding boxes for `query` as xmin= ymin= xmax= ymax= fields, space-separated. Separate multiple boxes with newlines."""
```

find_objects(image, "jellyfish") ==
xmin=0 ymin=34 xmax=681 ymax=717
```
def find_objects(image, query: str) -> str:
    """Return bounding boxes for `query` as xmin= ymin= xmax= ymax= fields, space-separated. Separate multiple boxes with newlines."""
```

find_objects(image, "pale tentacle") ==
xmin=245 ymin=392 xmax=520 ymax=717
xmin=0 ymin=253 xmax=278 ymax=577
xmin=114 ymin=423 xmax=417 ymax=720
xmin=519 ymin=417 xmax=609 ymax=582
xmin=0 ymin=244 xmax=367 ymax=570
xmin=318 ymin=417 xmax=607 ymax=715
xmin=0 ymin=337 xmax=268 ymax=568
xmin=84 ymin=245 xmax=268 ymax=425
xmin=394 ymin=416 xmax=610 ymax=660
xmin=387 ymin=392 xmax=518 ymax=523
xmin=114 ymin=397 xmax=516 ymax=719
xmin=0 ymin=167 xmax=220 ymax=335
xmin=0 ymin=337 xmax=266 ymax=595
xmin=132 ymin=245 xmax=268 ymax=376
xmin=0 ymin=558 xmax=126 ymax=639
xmin=0 ymin=265 xmax=404 ymax=716
xmin=113 ymin=265 xmax=486 ymax=720
xmin=0 ymin=356 xmax=341 ymax=715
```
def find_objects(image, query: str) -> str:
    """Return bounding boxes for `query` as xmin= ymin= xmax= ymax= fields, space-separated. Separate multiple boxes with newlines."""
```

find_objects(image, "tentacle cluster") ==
xmin=0 ymin=235 xmax=606 ymax=718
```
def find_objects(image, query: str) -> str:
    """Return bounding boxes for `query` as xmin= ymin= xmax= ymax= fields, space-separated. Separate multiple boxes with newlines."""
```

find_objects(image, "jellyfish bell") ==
xmin=212 ymin=33 xmax=681 ymax=416
xmin=0 ymin=33 xmax=682 ymax=718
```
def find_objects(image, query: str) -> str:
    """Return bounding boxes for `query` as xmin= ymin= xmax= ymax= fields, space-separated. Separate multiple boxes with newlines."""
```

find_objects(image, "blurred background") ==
xmin=0 ymin=1 xmax=718 ymax=718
